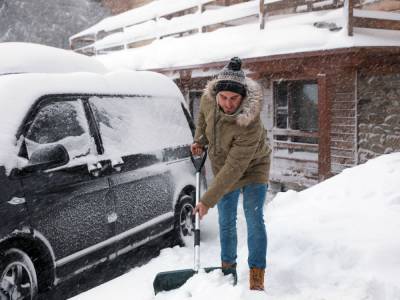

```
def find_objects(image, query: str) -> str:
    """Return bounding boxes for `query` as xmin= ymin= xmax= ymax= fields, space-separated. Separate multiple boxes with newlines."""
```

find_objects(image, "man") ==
xmin=191 ymin=57 xmax=271 ymax=291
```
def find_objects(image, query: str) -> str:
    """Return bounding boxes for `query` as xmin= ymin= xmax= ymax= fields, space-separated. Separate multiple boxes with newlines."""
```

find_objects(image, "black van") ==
xmin=0 ymin=69 xmax=200 ymax=299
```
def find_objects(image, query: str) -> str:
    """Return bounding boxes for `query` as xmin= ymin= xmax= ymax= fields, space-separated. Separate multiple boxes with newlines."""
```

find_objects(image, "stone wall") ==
xmin=357 ymin=72 xmax=400 ymax=164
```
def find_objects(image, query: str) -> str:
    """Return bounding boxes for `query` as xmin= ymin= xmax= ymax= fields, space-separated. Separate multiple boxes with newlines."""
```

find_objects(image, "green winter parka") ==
xmin=194 ymin=77 xmax=271 ymax=208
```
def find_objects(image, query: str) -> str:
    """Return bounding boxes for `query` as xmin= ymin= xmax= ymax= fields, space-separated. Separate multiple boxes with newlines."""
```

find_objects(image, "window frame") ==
xmin=272 ymin=79 xmax=319 ymax=145
xmin=17 ymin=94 xmax=100 ymax=161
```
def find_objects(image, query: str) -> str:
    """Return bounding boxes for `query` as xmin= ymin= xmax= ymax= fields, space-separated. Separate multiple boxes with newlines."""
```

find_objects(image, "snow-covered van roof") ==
xmin=0 ymin=42 xmax=107 ymax=75
xmin=0 ymin=69 xmax=185 ymax=172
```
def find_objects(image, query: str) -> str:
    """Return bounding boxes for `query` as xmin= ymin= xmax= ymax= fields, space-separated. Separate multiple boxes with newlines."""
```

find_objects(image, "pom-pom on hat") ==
xmin=215 ymin=57 xmax=246 ymax=97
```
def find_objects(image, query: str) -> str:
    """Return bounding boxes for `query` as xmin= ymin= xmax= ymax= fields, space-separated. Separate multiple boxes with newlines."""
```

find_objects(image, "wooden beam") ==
xmin=272 ymin=128 xmax=319 ymax=138
xmin=317 ymin=73 xmax=331 ymax=181
xmin=265 ymin=0 xmax=309 ymax=11
xmin=150 ymin=47 xmax=400 ymax=73
xmin=273 ymin=141 xmax=319 ymax=151
xmin=348 ymin=0 xmax=354 ymax=36
xmin=259 ymin=0 xmax=266 ymax=30
xmin=353 ymin=16 xmax=400 ymax=31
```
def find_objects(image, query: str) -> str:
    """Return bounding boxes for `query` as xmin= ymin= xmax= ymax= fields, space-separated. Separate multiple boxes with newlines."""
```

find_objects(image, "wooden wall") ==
xmin=167 ymin=48 xmax=400 ymax=191
xmin=330 ymin=69 xmax=357 ymax=175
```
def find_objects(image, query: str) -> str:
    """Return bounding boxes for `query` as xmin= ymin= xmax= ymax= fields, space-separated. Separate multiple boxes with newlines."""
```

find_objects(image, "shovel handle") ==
xmin=190 ymin=148 xmax=207 ymax=272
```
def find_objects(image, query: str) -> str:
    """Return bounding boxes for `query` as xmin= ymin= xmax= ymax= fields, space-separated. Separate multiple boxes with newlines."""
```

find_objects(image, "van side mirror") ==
xmin=24 ymin=144 xmax=70 ymax=173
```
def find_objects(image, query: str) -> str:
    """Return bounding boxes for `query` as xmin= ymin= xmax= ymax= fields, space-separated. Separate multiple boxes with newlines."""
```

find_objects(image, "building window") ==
xmin=273 ymin=80 xmax=318 ymax=144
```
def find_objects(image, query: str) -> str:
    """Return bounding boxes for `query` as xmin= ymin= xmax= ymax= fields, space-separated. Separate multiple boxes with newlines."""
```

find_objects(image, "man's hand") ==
xmin=193 ymin=202 xmax=209 ymax=220
xmin=191 ymin=143 xmax=204 ymax=156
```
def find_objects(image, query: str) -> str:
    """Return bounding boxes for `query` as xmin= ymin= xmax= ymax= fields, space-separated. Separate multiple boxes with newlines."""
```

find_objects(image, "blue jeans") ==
xmin=217 ymin=183 xmax=268 ymax=269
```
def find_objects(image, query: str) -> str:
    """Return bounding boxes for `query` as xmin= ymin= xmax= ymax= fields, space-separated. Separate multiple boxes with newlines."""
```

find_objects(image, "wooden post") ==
xmin=94 ymin=32 xmax=99 ymax=56
xmin=180 ymin=70 xmax=192 ymax=106
xmin=198 ymin=4 xmax=206 ymax=33
xmin=122 ymin=27 xmax=127 ymax=50
xmin=317 ymin=73 xmax=331 ymax=181
xmin=347 ymin=0 xmax=354 ymax=36
xmin=259 ymin=0 xmax=266 ymax=30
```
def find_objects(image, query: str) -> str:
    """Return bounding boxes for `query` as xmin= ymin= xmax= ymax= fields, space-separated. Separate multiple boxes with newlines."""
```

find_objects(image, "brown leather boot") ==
xmin=221 ymin=261 xmax=237 ymax=276
xmin=249 ymin=267 xmax=265 ymax=291
xmin=221 ymin=261 xmax=237 ymax=270
xmin=221 ymin=261 xmax=238 ymax=284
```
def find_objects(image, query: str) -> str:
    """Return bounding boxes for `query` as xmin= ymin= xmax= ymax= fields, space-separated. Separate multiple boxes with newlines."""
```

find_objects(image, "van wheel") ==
xmin=0 ymin=248 xmax=38 ymax=300
xmin=174 ymin=194 xmax=195 ymax=246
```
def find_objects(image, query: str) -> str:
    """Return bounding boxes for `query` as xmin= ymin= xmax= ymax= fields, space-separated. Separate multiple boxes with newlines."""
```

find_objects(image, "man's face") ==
xmin=217 ymin=91 xmax=243 ymax=115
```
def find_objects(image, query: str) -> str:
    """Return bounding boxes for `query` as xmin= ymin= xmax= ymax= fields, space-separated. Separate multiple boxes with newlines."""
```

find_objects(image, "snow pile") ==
xmin=71 ymin=152 xmax=400 ymax=299
xmin=0 ymin=42 xmax=107 ymax=75
xmin=267 ymin=152 xmax=400 ymax=299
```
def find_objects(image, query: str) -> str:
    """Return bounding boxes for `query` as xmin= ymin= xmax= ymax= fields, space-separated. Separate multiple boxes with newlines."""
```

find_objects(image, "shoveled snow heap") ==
xmin=72 ymin=152 xmax=400 ymax=300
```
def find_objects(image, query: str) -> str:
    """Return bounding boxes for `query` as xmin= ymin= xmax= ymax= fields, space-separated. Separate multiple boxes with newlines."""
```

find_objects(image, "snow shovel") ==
xmin=153 ymin=150 xmax=237 ymax=294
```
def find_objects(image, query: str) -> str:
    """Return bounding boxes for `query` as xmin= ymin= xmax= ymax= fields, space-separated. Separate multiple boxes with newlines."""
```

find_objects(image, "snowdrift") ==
xmin=72 ymin=152 xmax=400 ymax=300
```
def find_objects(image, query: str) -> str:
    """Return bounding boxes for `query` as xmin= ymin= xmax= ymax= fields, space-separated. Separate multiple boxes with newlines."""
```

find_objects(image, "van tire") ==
xmin=173 ymin=194 xmax=195 ymax=246
xmin=0 ymin=248 xmax=38 ymax=300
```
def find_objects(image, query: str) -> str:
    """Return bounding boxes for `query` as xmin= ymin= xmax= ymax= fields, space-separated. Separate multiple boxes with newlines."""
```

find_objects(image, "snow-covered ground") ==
xmin=71 ymin=152 xmax=400 ymax=300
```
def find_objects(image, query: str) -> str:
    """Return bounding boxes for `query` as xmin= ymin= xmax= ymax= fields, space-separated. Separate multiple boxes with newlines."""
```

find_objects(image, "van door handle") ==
xmin=111 ymin=158 xmax=124 ymax=172
xmin=8 ymin=197 xmax=26 ymax=205
xmin=88 ymin=163 xmax=103 ymax=177
xmin=107 ymin=212 xmax=118 ymax=224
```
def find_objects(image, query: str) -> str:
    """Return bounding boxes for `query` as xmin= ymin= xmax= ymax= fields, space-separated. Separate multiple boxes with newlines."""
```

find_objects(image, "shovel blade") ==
xmin=153 ymin=269 xmax=196 ymax=294
xmin=153 ymin=267 xmax=237 ymax=294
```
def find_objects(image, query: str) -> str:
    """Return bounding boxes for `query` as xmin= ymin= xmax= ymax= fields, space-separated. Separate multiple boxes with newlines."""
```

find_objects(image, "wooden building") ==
xmin=160 ymin=46 xmax=400 ymax=193
xmin=71 ymin=0 xmax=400 ymax=193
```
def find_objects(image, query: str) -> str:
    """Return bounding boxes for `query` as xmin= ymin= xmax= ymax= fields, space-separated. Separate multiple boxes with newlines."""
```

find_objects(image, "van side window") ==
xmin=89 ymin=96 xmax=193 ymax=157
xmin=25 ymin=100 xmax=94 ymax=161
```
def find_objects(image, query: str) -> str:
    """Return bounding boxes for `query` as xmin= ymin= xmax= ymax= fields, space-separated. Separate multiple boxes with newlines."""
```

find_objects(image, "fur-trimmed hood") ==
xmin=203 ymin=77 xmax=263 ymax=127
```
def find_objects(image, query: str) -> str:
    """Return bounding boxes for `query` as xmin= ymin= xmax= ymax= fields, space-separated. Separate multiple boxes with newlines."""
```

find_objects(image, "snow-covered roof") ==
xmin=0 ymin=69 xmax=185 ymax=172
xmin=0 ymin=42 xmax=107 ymax=75
xmin=93 ymin=0 xmax=261 ymax=51
xmin=70 ymin=0 xmax=214 ymax=40
xmin=94 ymin=8 xmax=400 ymax=72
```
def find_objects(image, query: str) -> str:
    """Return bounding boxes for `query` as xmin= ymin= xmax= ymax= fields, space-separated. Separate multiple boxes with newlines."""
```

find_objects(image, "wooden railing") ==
xmin=70 ymin=0 xmax=400 ymax=56
xmin=260 ymin=0 xmax=344 ymax=29
xmin=346 ymin=0 xmax=400 ymax=35
xmin=70 ymin=0 xmax=215 ymax=54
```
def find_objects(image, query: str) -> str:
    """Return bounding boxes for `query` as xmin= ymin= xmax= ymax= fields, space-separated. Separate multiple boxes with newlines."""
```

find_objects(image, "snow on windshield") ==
xmin=24 ymin=99 xmax=94 ymax=163
xmin=89 ymin=95 xmax=193 ymax=160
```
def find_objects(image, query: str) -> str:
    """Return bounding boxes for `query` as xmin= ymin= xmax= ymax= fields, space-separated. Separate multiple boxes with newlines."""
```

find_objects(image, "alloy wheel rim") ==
xmin=1 ymin=262 xmax=34 ymax=300
xmin=179 ymin=203 xmax=194 ymax=237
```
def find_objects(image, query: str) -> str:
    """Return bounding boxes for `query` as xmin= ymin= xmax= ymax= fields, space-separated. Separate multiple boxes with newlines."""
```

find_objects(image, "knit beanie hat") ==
xmin=215 ymin=57 xmax=246 ymax=97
